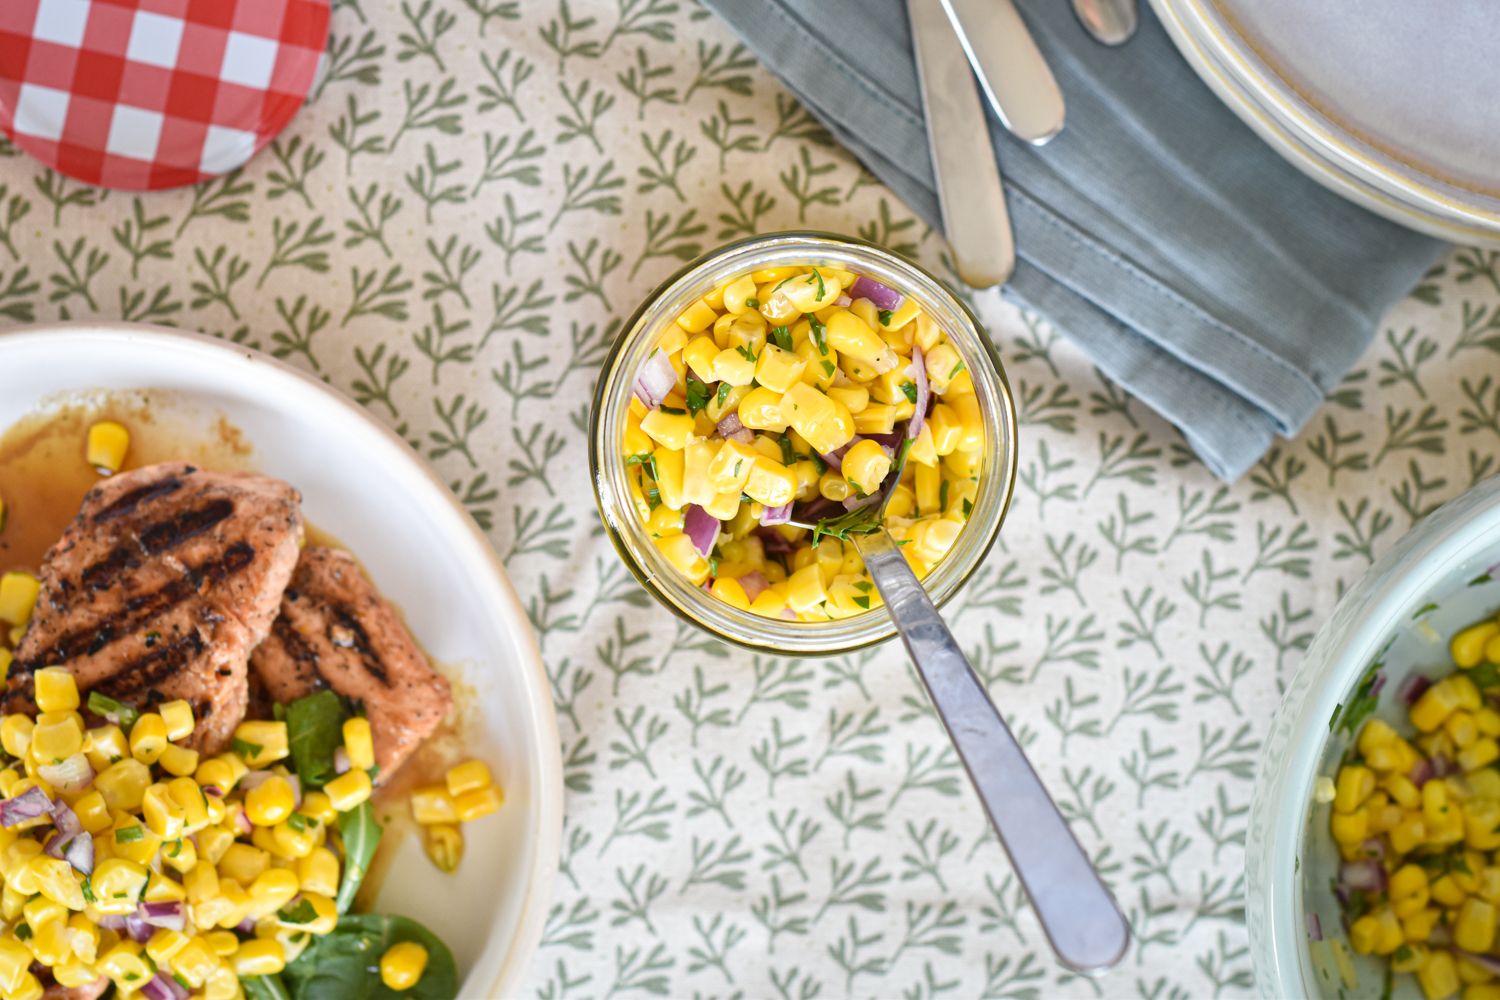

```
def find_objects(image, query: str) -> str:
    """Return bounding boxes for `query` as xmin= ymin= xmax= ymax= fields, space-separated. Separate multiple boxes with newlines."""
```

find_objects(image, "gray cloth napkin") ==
xmin=703 ymin=0 xmax=1445 ymax=481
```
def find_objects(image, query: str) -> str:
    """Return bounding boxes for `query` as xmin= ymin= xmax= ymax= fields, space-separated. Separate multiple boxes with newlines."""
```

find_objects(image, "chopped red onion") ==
xmin=1399 ymin=674 xmax=1433 ymax=706
xmin=140 ymin=901 xmax=186 ymax=932
xmin=1409 ymin=757 xmax=1434 ymax=787
xmin=1338 ymin=859 xmax=1387 ymax=894
xmin=819 ymin=441 xmax=856 ymax=473
xmin=716 ymin=412 xmax=753 ymax=444
xmin=0 ymin=786 xmax=52 ymax=828
xmin=236 ymin=917 xmax=256 ymax=934
xmin=754 ymin=526 xmax=795 ymax=556
xmin=334 ymin=747 xmax=352 ymax=776
xmin=760 ymin=503 xmax=793 ymax=526
xmin=123 ymin=911 xmax=153 ymax=943
xmin=833 ymin=294 xmax=851 ymax=308
xmin=684 ymin=505 xmax=721 ymax=558
xmin=1433 ymin=754 xmax=1453 ymax=778
xmin=51 ymin=799 xmax=81 ymax=841
xmin=1370 ymin=671 xmax=1387 ymax=697
xmin=141 ymin=972 xmax=189 ymax=1000
xmin=229 ymin=808 xmax=252 ymax=836
xmin=907 ymin=345 xmax=930 ymax=440
xmin=849 ymin=276 xmax=904 ymax=312
xmin=1429 ymin=924 xmax=1453 ymax=947
xmin=287 ymin=774 xmax=302 ymax=808
xmin=633 ymin=349 xmax=678 ymax=409
xmin=1359 ymin=838 xmax=1385 ymax=860
xmin=1459 ymin=950 xmax=1500 ymax=975
xmin=740 ymin=572 xmax=769 ymax=601
xmin=239 ymin=770 xmax=274 ymax=793
xmin=1307 ymin=912 xmax=1322 ymax=942
xmin=97 ymin=914 xmax=127 ymax=932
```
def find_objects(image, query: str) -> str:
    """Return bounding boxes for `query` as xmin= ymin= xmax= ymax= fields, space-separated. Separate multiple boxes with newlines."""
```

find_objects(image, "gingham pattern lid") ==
xmin=0 ymin=0 xmax=329 ymax=190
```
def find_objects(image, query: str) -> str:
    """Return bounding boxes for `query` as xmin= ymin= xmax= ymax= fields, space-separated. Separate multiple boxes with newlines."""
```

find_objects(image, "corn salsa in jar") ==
xmin=621 ymin=261 xmax=985 ymax=623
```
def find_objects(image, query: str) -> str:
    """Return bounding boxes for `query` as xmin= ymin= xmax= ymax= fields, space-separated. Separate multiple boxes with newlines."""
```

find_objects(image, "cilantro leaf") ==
xmin=771 ymin=325 xmax=793 ymax=351
xmin=901 ymin=381 xmax=917 ymax=403
xmin=685 ymin=374 xmax=712 ymax=416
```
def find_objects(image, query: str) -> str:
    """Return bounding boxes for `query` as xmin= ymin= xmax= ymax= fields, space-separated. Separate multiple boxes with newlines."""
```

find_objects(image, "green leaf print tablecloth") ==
xmin=0 ymin=1 xmax=1489 ymax=996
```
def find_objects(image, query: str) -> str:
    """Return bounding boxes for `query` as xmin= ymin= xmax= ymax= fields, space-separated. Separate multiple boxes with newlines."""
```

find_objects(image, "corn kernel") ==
xmin=0 ymin=572 xmax=40 ymax=626
xmin=424 ymin=823 xmax=463 ymax=873
xmin=1455 ymin=622 xmax=1500 ymax=667
xmin=90 ymin=858 xmax=149 ymax=916
xmin=325 ymin=768 xmax=373 ymax=812
xmin=128 ymin=712 xmax=168 ymax=764
xmin=1457 ymin=898 xmax=1498 ymax=953
xmin=31 ymin=712 xmax=83 ymax=762
xmin=33 ymin=668 xmax=78 ymax=714
xmin=381 ymin=941 xmax=430 ymax=992
xmin=246 ymin=776 xmax=296 ymax=827
xmin=1334 ymin=765 xmax=1376 ymax=813
xmin=1463 ymin=738 xmax=1500 ymax=772
xmin=95 ymin=758 xmax=150 ymax=812
xmin=243 ymin=868 xmax=300 ymax=921
xmin=454 ymin=784 xmax=503 ymax=822
xmin=342 ymin=717 xmax=375 ymax=773
xmin=233 ymin=721 xmax=289 ymax=768
xmin=158 ymin=743 xmax=200 ymax=778
xmin=1421 ymin=949 xmax=1461 ymax=1000
xmin=297 ymin=847 xmax=340 ymax=897
xmin=142 ymin=782 xmax=186 ymax=838
xmin=159 ymin=700 xmax=195 ymax=742
xmin=653 ymin=533 xmax=710 ymax=585
xmin=171 ymin=934 xmax=220 ymax=988
xmin=85 ymin=420 xmax=130 ymax=475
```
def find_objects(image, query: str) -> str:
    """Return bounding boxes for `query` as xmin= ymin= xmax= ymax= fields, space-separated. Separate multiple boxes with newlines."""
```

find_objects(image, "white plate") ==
xmin=0 ymin=323 xmax=562 ymax=998
xmin=1151 ymin=0 xmax=1500 ymax=245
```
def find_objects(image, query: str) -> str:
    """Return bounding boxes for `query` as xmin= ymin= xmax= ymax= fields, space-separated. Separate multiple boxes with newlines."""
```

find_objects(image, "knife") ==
xmin=939 ymin=0 xmax=1066 ymax=144
xmin=908 ymin=0 xmax=1015 ymax=288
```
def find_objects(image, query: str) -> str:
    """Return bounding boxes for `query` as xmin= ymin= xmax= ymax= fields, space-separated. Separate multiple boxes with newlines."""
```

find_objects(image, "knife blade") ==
xmin=907 ymin=0 xmax=1014 ymax=288
xmin=939 ymin=0 xmax=1066 ymax=144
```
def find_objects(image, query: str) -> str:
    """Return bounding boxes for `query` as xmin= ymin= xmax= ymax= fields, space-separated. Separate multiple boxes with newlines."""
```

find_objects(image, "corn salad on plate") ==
xmin=0 ymin=324 xmax=563 ymax=1000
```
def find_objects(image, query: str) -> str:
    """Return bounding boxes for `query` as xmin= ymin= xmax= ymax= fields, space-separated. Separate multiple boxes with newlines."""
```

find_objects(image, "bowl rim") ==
xmin=587 ymin=230 xmax=1019 ymax=655
xmin=1247 ymin=474 xmax=1500 ymax=997
xmin=0 ymin=321 xmax=564 ymax=998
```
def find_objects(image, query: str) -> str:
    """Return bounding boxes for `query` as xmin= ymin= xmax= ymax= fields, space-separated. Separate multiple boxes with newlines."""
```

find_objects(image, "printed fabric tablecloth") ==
xmin=0 ymin=2 xmax=1493 ymax=996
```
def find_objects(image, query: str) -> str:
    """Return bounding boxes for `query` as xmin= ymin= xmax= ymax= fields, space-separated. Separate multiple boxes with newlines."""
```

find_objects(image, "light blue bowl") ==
xmin=1248 ymin=476 xmax=1500 ymax=998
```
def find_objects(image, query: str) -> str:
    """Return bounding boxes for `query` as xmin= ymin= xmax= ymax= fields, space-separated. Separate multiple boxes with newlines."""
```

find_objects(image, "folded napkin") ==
xmin=703 ymin=0 xmax=1445 ymax=481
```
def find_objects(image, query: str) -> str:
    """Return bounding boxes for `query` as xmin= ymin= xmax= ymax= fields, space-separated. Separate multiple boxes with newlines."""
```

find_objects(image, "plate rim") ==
xmin=1150 ymin=0 xmax=1500 ymax=242
xmin=0 ymin=321 xmax=564 ymax=998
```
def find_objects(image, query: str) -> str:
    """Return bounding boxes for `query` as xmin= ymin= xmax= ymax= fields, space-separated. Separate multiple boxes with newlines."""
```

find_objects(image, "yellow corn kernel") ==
xmin=640 ymin=409 xmax=698 ymax=452
xmin=86 ymin=420 xmax=130 ymax=475
xmin=0 ymin=649 xmax=8 ymax=687
xmin=1329 ymin=808 xmax=1368 ymax=844
xmin=185 ymin=860 xmax=220 ymax=904
xmin=785 ymin=563 xmax=827 ymax=613
xmin=30 ymin=916 xmax=71 ymax=966
xmin=779 ymin=383 xmax=855 ymax=455
xmin=341 ymin=717 xmax=375 ymax=773
xmin=454 ymin=783 xmax=503 ymax=822
xmin=1468 ymin=983 xmax=1500 ymax=1000
xmin=31 ymin=712 xmax=83 ymax=762
xmin=144 ymin=870 xmax=186 ymax=905
xmin=1434 ymin=872 xmax=1468 ymax=908
xmin=680 ymin=337 xmax=719 ymax=384
xmin=753 ymin=344 xmax=808 ymax=395
xmin=199 ymin=930 xmax=238 ymax=959
xmin=1402 ymin=905 xmax=1439 ymax=944
xmin=818 ymin=470 xmax=852 ymax=502
xmin=841 ymin=440 xmax=892 ymax=497
xmin=824 ymin=310 xmax=894 ymax=367
xmin=1393 ymin=943 xmax=1429 ymax=974
xmin=209 ymin=879 xmax=251 ymax=929
xmin=926 ymin=404 xmax=962 ymax=457
xmin=297 ymin=847 xmax=340 ymax=898
xmin=1366 ymin=745 xmax=1404 ymax=772
xmin=233 ymin=721 xmax=288 ymax=768
xmin=721 ymin=274 xmax=758 ymax=315
xmin=676 ymin=299 xmax=718 ymax=334
xmin=654 ymin=533 xmax=710 ymax=585
xmin=850 ymin=404 xmax=896 ymax=438
xmin=1422 ymin=949 xmax=1461 ymax=1000
xmin=125 ymin=712 xmax=166 ymax=765
xmin=912 ymin=517 xmax=962 ymax=565
xmin=1450 ymin=711 xmax=1481 ymax=749
xmin=94 ymin=758 xmax=150 ymax=812
xmin=623 ymin=414 xmax=653 ymax=457
xmin=703 ymin=440 xmax=756 ymax=495
xmin=0 ymin=715 xmax=31 ymax=759
xmin=0 ymin=571 xmax=40 ymax=625
xmin=142 ymin=782 xmax=186 ymax=838
xmin=381 ymin=940 xmax=430 ymax=992
xmin=91 ymin=858 xmax=149 ymax=915
xmin=1463 ymin=739 xmax=1500 ymax=772
xmin=1334 ymin=765 xmax=1376 ymax=813
xmin=1457 ymin=622 xmax=1500 ymax=667
xmin=1458 ymin=898 xmax=1499 ymax=953
xmin=737 ymin=387 xmax=788 ymax=433
xmin=411 ymin=786 xmax=458 ymax=825
xmin=33 ymin=668 xmax=78 ymax=714
xmin=0 ymin=936 xmax=30 ymax=993
xmin=68 ymin=790 xmax=108 ymax=836
xmin=171 ymin=934 xmax=220 ymax=989
xmin=24 ymin=855 xmax=83 ymax=909
xmin=150 ymin=744 xmax=197 ymax=781
xmin=83 ymin=724 xmax=128 ymax=771
xmin=1426 ymin=775 xmax=1453 ymax=820
xmin=158 ymin=700 xmax=194 ymax=742
xmin=922 ymin=343 xmax=963 ymax=395
xmin=1358 ymin=718 xmax=1398 ymax=754
xmin=710 ymin=577 xmax=750 ymax=610
xmin=246 ymin=776 xmax=296 ymax=828
xmin=742 ymin=457 xmax=797 ymax=508
xmin=412 ymin=821 xmax=463 ymax=876
xmin=1415 ymin=681 xmax=1462 ymax=732
xmin=650 ymin=446 xmax=685 ymax=512
xmin=1348 ymin=913 xmax=1380 ymax=954
xmin=220 ymin=842 xmax=271 ymax=885
xmin=243 ymin=868 xmax=300 ymax=921
xmin=1456 ymin=674 xmax=1484 ymax=710
xmin=1468 ymin=799 xmax=1500 ymax=850
xmin=827 ymin=386 xmax=869 ymax=414
xmin=1459 ymin=958 xmax=1496 ymax=986
xmin=146 ymin=928 xmax=190 ymax=966
xmin=325 ymin=768 xmax=373 ymax=812
xmin=914 ymin=462 xmax=941 ymax=516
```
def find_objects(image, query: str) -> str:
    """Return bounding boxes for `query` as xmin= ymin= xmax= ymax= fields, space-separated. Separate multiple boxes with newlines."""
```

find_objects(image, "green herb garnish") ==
xmin=949 ymin=360 xmax=966 ymax=379
xmin=808 ymin=315 xmax=828 ymax=356
xmin=779 ymin=435 xmax=796 ymax=466
xmin=232 ymin=738 xmax=263 ymax=759
xmin=735 ymin=343 xmax=757 ymax=363
xmin=685 ymin=374 xmax=712 ymax=416
xmin=962 ymin=498 xmax=973 ymax=519
xmin=877 ymin=309 xmax=894 ymax=326
xmin=820 ymin=360 xmax=836 ymax=377
xmin=745 ymin=297 xmax=759 ymax=309
xmin=625 ymin=453 xmax=653 ymax=466
xmin=87 ymin=691 xmax=139 ymax=732
xmin=901 ymin=382 xmax=917 ymax=403
xmin=806 ymin=268 xmax=826 ymax=301
xmin=716 ymin=382 xmax=732 ymax=407
xmin=659 ymin=405 xmax=687 ymax=415
xmin=853 ymin=596 xmax=871 ymax=610
xmin=771 ymin=326 xmax=793 ymax=351
xmin=279 ymin=899 xmax=319 ymax=925
xmin=115 ymin=825 xmax=144 ymax=844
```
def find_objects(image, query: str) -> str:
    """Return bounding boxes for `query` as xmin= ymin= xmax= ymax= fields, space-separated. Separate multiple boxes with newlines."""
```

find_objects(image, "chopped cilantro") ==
xmin=716 ymin=382 xmax=732 ymax=407
xmin=14 ymin=923 xmax=30 ymax=941
xmin=1474 ymin=661 xmax=1500 ymax=689
xmin=901 ymin=381 xmax=917 ymax=404
xmin=167 ymin=839 xmax=183 ymax=858
xmin=847 ymin=479 xmax=865 ymax=496
xmin=1393 ymin=945 xmax=1413 ymax=964
xmin=877 ymin=309 xmax=894 ymax=326
xmin=806 ymin=268 xmax=826 ymax=301
xmin=287 ymin=812 xmax=311 ymax=833
xmin=115 ymin=825 xmax=144 ymax=844
xmin=779 ymin=435 xmax=796 ymax=466
xmin=745 ymin=297 xmax=759 ymax=309
xmin=962 ymin=498 xmax=973 ymax=519
xmin=81 ymin=877 xmax=95 ymax=903
xmin=820 ymin=360 xmax=836 ymax=377
xmin=949 ymin=360 xmax=966 ymax=379
xmin=625 ymin=453 xmax=653 ymax=466
xmin=173 ymin=973 xmax=192 ymax=991
xmin=940 ymin=479 xmax=950 ymax=510
xmin=771 ymin=274 xmax=799 ymax=296
xmin=707 ymin=549 xmax=720 ymax=577
xmin=232 ymin=738 xmax=264 ymax=759
xmin=278 ymin=898 xmax=319 ymax=925
xmin=854 ymin=580 xmax=873 ymax=593
xmin=87 ymin=691 xmax=139 ymax=731
xmin=895 ymin=538 xmax=912 ymax=547
xmin=658 ymin=405 xmax=687 ymax=415
xmin=808 ymin=315 xmax=828 ymax=355
xmin=771 ymin=325 xmax=793 ymax=351
xmin=685 ymin=374 xmax=712 ymax=416
xmin=732 ymin=460 xmax=743 ymax=477
xmin=1331 ymin=660 xmax=1384 ymax=735
xmin=735 ymin=343 xmax=757 ymax=363
xmin=811 ymin=452 xmax=827 ymax=475
xmin=853 ymin=595 xmax=871 ymax=610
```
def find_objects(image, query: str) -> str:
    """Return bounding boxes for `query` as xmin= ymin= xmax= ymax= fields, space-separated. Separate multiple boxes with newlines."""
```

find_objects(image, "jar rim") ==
xmin=588 ymin=231 xmax=1018 ymax=655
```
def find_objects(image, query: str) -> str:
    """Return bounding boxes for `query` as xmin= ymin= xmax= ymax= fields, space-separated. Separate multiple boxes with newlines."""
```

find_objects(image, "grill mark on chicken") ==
xmin=329 ymin=606 xmax=389 ymax=686
xmin=138 ymin=498 xmax=234 ymax=555
xmin=17 ymin=541 xmax=258 ymax=674
xmin=79 ymin=545 xmax=138 ymax=592
xmin=90 ymin=630 xmax=207 ymax=700
xmin=91 ymin=473 xmax=187 ymax=524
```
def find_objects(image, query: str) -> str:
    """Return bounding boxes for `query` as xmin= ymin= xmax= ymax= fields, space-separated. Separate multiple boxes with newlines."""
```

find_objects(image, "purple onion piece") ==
xmin=287 ymin=774 xmax=302 ymax=808
xmin=140 ymin=900 xmax=186 ymax=931
xmin=1338 ymin=859 xmax=1387 ymax=894
xmin=51 ymin=799 xmax=81 ymax=841
xmin=848 ymin=275 xmax=904 ymax=312
xmin=760 ymin=503 xmax=793 ymax=527
xmin=1433 ymin=754 xmax=1453 ymax=778
xmin=0 ymin=786 xmax=53 ymax=828
xmin=842 ymin=492 xmax=881 ymax=513
xmin=740 ymin=571 xmax=770 ymax=602
xmin=1369 ymin=671 xmax=1387 ymax=698
xmin=124 ymin=911 xmax=153 ymax=943
xmin=97 ymin=914 xmax=127 ymax=932
xmin=684 ymin=505 xmax=722 ymax=558
xmin=819 ymin=441 xmax=854 ymax=473
xmin=1409 ymin=757 xmax=1434 ymax=787
xmin=1307 ymin=912 xmax=1322 ymax=942
xmin=779 ymin=608 xmax=798 ymax=621
xmin=634 ymin=350 xmax=678 ymax=410
xmin=140 ymin=972 xmax=189 ymax=1000
xmin=833 ymin=294 xmax=851 ymax=308
xmin=754 ymin=526 xmax=795 ymax=556
xmin=1359 ymin=838 xmax=1385 ymax=860
xmin=1459 ymin=950 xmax=1500 ymax=975
xmin=907 ymin=345 xmax=930 ymax=441
xmin=334 ymin=747 xmax=352 ymax=776
xmin=239 ymin=770 xmax=274 ymax=793
xmin=236 ymin=917 xmax=256 ymax=934
xmin=63 ymin=831 xmax=93 ymax=876
xmin=1399 ymin=674 xmax=1433 ymax=706
xmin=716 ymin=412 xmax=749 ymax=441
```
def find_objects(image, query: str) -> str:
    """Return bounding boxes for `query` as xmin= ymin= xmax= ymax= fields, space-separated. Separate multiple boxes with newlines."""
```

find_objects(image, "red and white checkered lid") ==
xmin=0 ymin=0 xmax=329 ymax=190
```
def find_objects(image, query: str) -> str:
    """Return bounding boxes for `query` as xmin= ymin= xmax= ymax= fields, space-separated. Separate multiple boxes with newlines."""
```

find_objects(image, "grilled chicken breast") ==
xmin=250 ymin=547 xmax=452 ymax=780
xmin=5 ymin=462 xmax=303 ymax=752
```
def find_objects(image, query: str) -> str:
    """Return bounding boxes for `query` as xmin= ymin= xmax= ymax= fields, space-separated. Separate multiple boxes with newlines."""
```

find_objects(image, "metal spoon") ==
xmin=1072 ymin=0 xmax=1138 ymax=46
xmin=792 ymin=450 xmax=1131 ymax=974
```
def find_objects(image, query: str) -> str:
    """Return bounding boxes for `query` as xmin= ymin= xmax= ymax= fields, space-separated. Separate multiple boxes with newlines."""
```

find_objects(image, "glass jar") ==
xmin=589 ymin=232 xmax=1018 ymax=654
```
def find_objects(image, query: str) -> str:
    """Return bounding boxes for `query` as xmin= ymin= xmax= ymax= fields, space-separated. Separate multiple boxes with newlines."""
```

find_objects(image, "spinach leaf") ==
xmin=335 ymin=799 xmax=382 ymax=914
xmin=286 ymin=691 xmax=348 ymax=788
xmin=244 ymin=974 xmax=293 ymax=1000
xmin=282 ymin=913 xmax=458 ymax=1000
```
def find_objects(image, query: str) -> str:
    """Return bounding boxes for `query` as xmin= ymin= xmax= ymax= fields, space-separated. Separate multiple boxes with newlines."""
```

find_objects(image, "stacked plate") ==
xmin=1150 ymin=0 xmax=1500 ymax=246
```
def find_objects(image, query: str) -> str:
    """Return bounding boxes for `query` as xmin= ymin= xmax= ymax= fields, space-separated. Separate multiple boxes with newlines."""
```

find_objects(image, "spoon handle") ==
xmin=855 ymin=529 xmax=1130 ymax=974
